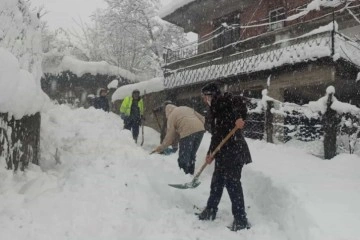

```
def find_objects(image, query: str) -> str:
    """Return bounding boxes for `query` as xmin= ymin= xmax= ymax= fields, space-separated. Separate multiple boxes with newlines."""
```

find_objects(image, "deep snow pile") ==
xmin=0 ymin=104 xmax=360 ymax=240
xmin=0 ymin=0 xmax=48 ymax=118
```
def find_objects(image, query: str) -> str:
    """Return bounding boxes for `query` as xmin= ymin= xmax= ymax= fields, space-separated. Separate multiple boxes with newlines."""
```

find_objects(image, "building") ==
xmin=158 ymin=0 xmax=360 ymax=109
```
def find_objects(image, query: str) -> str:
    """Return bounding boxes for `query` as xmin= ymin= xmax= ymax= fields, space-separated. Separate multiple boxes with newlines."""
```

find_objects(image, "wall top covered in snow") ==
xmin=0 ymin=48 xmax=48 ymax=119
xmin=112 ymin=77 xmax=164 ymax=102
xmin=42 ymin=54 xmax=141 ymax=83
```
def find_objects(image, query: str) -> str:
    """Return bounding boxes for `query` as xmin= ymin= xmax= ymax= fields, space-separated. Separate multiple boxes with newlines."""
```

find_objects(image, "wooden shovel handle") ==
xmin=210 ymin=127 xmax=238 ymax=157
xmin=194 ymin=127 xmax=238 ymax=179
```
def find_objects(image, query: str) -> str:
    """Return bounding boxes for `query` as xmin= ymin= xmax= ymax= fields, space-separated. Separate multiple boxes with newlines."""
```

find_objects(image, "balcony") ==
xmin=163 ymin=29 xmax=337 ymax=89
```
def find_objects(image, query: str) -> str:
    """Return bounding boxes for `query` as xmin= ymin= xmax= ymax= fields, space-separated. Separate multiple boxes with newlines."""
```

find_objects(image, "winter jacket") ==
xmin=206 ymin=93 xmax=252 ymax=176
xmin=94 ymin=96 xmax=109 ymax=112
xmin=120 ymin=96 xmax=144 ymax=117
xmin=159 ymin=104 xmax=205 ymax=151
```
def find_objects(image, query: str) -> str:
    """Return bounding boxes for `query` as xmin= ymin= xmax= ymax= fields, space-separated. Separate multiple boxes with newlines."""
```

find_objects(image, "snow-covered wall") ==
xmin=42 ymin=55 xmax=140 ymax=83
xmin=112 ymin=77 xmax=164 ymax=102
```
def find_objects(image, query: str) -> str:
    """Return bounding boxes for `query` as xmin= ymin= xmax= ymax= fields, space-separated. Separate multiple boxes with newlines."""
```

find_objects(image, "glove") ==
xmin=161 ymin=147 xmax=178 ymax=155
xmin=153 ymin=146 xmax=162 ymax=154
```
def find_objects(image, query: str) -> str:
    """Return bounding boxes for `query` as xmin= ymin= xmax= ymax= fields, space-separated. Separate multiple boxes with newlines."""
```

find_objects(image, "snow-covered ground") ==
xmin=1 ymin=104 xmax=360 ymax=240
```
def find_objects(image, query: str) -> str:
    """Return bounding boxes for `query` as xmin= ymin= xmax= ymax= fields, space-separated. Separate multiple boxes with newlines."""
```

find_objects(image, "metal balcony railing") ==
xmin=164 ymin=31 xmax=336 ymax=89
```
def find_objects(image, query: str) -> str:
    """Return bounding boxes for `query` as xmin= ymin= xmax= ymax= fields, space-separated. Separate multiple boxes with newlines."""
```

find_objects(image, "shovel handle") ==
xmin=211 ymin=127 xmax=238 ymax=157
xmin=193 ymin=127 xmax=238 ymax=180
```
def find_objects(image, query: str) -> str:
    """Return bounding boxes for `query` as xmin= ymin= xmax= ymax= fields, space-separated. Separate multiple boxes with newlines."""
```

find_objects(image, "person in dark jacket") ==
xmin=94 ymin=88 xmax=109 ymax=112
xmin=197 ymin=82 xmax=252 ymax=232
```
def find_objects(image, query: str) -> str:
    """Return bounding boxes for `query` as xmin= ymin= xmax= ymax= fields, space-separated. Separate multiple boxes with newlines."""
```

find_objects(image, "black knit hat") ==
xmin=201 ymin=83 xmax=221 ymax=96
xmin=132 ymin=89 xmax=140 ymax=94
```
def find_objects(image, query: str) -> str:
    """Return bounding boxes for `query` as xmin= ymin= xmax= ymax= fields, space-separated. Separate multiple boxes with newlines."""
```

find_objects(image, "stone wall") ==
xmin=0 ymin=113 xmax=41 ymax=171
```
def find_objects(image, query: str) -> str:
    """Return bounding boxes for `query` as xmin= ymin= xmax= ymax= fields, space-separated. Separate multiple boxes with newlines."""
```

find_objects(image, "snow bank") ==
xmin=0 ymin=0 xmax=48 ymax=118
xmin=0 ymin=48 xmax=48 ymax=119
xmin=43 ymin=55 xmax=139 ymax=82
xmin=1 ymin=104 xmax=360 ymax=239
xmin=112 ymin=77 xmax=164 ymax=102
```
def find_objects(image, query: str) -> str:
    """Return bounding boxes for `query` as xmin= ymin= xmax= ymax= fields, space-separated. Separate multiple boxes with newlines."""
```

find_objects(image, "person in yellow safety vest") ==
xmin=120 ymin=89 xmax=144 ymax=143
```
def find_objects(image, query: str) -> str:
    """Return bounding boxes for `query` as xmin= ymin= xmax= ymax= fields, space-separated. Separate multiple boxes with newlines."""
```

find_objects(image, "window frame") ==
xmin=268 ymin=7 xmax=286 ymax=31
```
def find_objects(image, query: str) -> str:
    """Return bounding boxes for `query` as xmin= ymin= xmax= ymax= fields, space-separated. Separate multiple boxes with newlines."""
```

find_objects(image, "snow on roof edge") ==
xmin=42 ymin=55 xmax=140 ymax=82
xmin=159 ymin=0 xmax=197 ymax=18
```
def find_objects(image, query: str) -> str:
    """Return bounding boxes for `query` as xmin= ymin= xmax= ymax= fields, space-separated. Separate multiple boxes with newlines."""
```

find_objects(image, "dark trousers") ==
xmin=178 ymin=131 xmax=205 ymax=174
xmin=124 ymin=118 xmax=140 ymax=142
xmin=207 ymin=165 xmax=247 ymax=221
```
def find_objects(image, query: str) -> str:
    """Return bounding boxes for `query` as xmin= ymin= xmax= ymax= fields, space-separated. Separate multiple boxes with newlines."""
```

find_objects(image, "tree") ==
xmin=0 ymin=0 xmax=43 ymax=80
xmin=71 ymin=0 xmax=186 ymax=77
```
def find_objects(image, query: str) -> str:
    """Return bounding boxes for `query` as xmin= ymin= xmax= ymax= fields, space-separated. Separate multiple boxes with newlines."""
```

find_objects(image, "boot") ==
xmin=228 ymin=218 xmax=251 ymax=232
xmin=197 ymin=207 xmax=217 ymax=221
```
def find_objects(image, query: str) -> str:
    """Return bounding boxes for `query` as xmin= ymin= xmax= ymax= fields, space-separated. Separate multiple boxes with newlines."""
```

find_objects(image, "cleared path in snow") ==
xmin=1 ymin=105 xmax=359 ymax=240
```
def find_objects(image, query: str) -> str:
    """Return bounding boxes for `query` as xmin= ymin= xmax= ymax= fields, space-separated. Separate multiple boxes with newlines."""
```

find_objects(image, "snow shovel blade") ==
xmin=168 ymin=178 xmax=201 ymax=189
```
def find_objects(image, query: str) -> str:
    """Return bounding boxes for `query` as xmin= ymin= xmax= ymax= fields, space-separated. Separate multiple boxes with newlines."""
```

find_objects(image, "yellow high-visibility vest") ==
xmin=120 ymin=96 xmax=144 ymax=116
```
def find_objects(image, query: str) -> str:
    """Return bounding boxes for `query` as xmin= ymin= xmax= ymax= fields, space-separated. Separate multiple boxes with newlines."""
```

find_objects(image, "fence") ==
xmin=243 ymin=87 xmax=359 ymax=159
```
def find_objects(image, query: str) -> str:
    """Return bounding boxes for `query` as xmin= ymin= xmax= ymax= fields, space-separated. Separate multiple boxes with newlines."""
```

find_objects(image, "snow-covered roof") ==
xmin=159 ymin=0 xmax=196 ymax=18
xmin=111 ymin=77 xmax=164 ymax=102
xmin=42 ymin=55 xmax=140 ymax=82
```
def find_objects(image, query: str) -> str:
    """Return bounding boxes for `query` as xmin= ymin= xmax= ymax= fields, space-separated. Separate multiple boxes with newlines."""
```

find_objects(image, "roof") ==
xmin=161 ymin=0 xmax=253 ymax=33
xmin=42 ymin=54 xmax=141 ymax=82
xmin=159 ymin=0 xmax=198 ymax=18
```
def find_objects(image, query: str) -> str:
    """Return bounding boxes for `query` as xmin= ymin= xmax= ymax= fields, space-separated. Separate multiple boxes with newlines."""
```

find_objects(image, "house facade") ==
xmin=158 ymin=0 xmax=360 ymax=108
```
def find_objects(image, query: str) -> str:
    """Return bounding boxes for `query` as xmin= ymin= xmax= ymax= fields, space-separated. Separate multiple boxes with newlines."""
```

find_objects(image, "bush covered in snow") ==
xmin=0 ymin=0 xmax=47 ymax=118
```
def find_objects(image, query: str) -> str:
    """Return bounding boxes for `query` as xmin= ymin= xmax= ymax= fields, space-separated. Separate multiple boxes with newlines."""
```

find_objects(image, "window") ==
xmin=213 ymin=11 xmax=241 ymax=49
xmin=269 ymin=8 xmax=285 ymax=31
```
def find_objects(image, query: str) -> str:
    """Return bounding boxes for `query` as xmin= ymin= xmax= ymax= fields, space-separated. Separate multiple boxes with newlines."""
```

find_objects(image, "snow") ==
xmin=159 ymin=0 xmax=196 ymax=18
xmin=0 ymin=0 xmax=48 ymax=118
xmin=43 ymin=55 xmax=139 ymax=82
xmin=112 ymin=77 xmax=164 ymax=102
xmin=0 ymin=48 xmax=48 ymax=119
xmin=287 ymin=0 xmax=349 ymax=21
xmin=357 ymin=72 xmax=360 ymax=82
xmin=300 ymin=22 xmax=338 ymax=38
xmin=107 ymin=79 xmax=119 ymax=89
xmin=1 ymin=104 xmax=360 ymax=239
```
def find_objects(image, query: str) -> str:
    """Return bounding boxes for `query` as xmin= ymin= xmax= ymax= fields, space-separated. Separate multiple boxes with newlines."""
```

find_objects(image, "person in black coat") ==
xmin=197 ymin=82 xmax=252 ymax=232
xmin=94 ymin=88 xmax=110 ymax=112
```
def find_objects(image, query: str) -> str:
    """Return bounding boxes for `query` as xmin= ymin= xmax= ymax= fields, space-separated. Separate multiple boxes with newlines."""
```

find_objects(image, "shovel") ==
xmin=168 ymin=127 xmax=239 ymax=189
